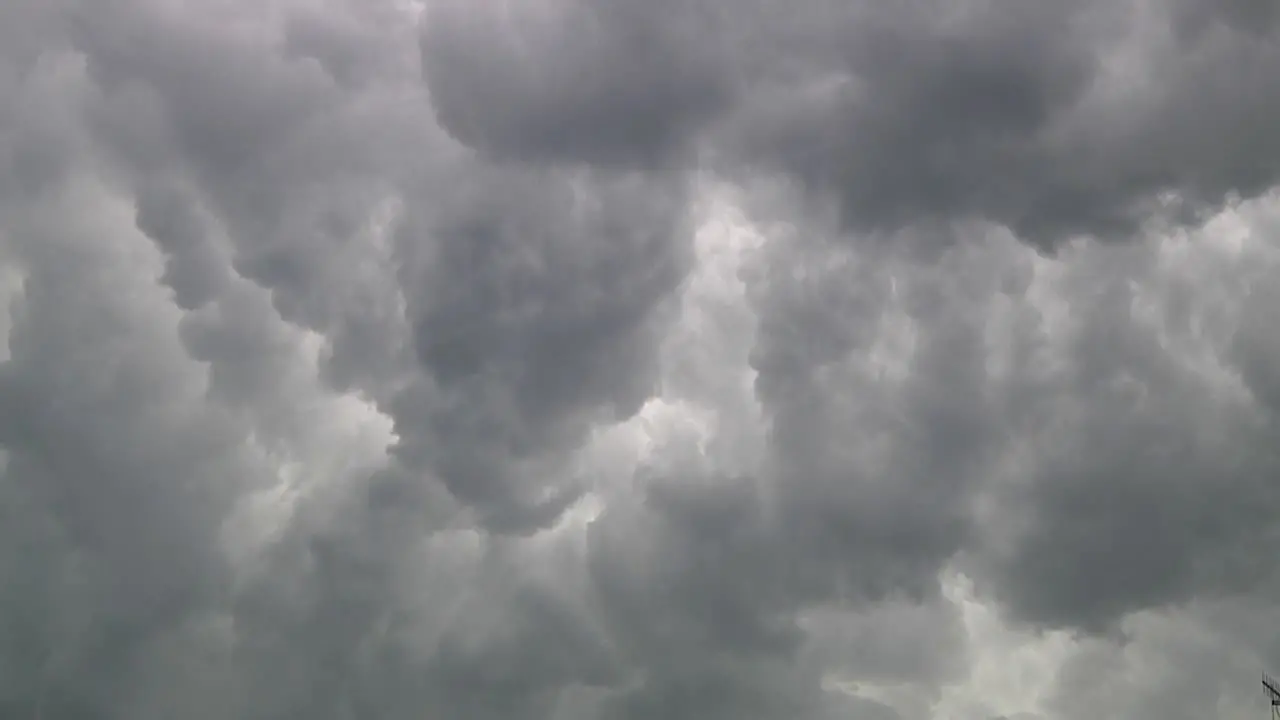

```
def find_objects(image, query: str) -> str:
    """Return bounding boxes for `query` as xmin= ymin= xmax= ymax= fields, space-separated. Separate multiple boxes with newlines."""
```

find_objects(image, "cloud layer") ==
xmin=2 ymin=1 xmax=1280 ymax=719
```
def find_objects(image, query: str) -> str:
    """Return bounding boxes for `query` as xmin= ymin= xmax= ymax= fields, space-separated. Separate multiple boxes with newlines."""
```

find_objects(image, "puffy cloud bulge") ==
xmin=1 ymin=0 xmax=1280 ymax=718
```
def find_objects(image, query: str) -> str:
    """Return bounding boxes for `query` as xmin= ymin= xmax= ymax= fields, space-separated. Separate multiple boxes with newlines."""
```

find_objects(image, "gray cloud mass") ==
xmin=2 ymin=0 xmax=1280 ymax=718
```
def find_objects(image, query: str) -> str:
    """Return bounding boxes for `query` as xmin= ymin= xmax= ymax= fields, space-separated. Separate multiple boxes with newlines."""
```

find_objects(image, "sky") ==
xmin=1 ymin=0 xmax=1280 ymax=718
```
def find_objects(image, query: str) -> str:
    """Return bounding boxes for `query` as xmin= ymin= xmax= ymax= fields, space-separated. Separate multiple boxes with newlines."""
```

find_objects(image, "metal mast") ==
xmin=1263 ymin=674 xmax=1280 ymax=720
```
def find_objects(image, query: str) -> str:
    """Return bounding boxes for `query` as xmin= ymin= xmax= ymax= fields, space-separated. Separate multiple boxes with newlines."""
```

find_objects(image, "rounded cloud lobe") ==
xmin=2 ymin=1 xmax=1280 ymax=719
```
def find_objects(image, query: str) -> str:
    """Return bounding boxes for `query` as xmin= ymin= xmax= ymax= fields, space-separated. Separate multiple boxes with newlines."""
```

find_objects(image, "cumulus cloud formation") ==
xmin=2 ymin=0 xmax=1280 ymax=719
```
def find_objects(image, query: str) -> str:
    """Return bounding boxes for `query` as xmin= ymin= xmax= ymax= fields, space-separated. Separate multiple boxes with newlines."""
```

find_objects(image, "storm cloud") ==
xmin=2 ymin=1 xmax=1280 ymax=719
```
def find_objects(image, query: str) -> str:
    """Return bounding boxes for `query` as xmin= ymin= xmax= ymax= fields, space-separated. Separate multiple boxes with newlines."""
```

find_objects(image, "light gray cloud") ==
xmin=391 ymin=164 xmax=691 ymax=531
xmin=2 ymin=1 xmax=1280 ymax=719
xmin=421 ymin=0 xmax=734 ymax=168
xmin=0 ymin=160 xmax=262 ymax=716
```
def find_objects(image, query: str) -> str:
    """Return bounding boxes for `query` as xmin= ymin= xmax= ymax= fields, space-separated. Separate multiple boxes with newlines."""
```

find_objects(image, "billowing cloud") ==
xmin=423 ymin=0 xmax=1280 ymax=247
xmin=2 ymin=1 xmax=1280 ymax=719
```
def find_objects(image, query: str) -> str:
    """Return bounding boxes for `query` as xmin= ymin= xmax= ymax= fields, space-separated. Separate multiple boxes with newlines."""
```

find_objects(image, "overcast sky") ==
xmin=2 ymin=0 xmax=1280 ymax=718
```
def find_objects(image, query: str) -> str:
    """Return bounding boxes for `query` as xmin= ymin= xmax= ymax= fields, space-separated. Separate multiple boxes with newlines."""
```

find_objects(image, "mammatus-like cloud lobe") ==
xmin=1 ymin=0 xmax=1280 ymax=719
xmin=423 ymin=0 xmax=1280 ymax=247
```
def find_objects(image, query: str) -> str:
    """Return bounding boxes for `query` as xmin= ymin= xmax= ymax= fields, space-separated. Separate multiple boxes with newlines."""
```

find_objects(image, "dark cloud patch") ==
xmin=420 ymin=0 xmax=735 ymax=167
xmin=728 ymin=0 xmax=1280 ymax=247
xmin=422 ymin=0 xmax=1280 ymax=248
xmin=729 ymin=2 xmax=1104 ymax=245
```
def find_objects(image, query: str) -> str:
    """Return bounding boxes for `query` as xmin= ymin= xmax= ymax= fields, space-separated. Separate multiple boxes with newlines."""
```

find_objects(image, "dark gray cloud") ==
xmin=391 ymin=164 xmax=691 ymax=531
xmin=421 ymin=0 xmax=735 ymax=168
xmin=66 ymin=0 xmax=696 ymax=534
xmin=955 ymin=223 xmax=1280 ymax=633
xmin=3 ymin=1 xmax=1280 ymax=719
xmin=422 ymin=0 xmax=1280 ymax=248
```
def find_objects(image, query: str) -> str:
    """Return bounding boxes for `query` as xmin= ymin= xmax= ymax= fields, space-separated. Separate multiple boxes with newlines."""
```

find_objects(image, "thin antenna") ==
xmin=1263 ymin=673 xmax=1280 ymax=720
